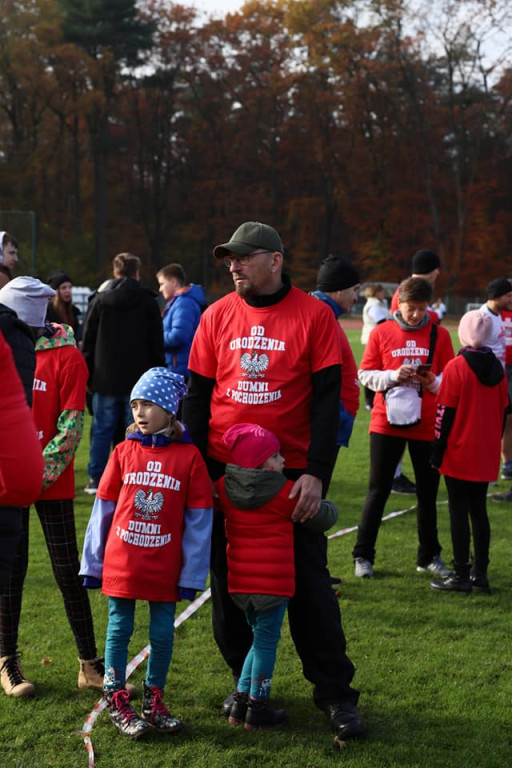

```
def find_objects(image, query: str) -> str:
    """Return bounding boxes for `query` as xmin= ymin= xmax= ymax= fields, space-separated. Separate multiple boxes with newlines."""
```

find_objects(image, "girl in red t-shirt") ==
xmin=80 ymin=367 xmax=213 ymax=740
xmin=430 ymin=311 xmax=509 ymax=593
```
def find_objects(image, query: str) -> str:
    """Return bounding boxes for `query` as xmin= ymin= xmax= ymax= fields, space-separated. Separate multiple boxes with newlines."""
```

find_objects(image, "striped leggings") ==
xmin=0 ymin=500 xmax=97 ymax=659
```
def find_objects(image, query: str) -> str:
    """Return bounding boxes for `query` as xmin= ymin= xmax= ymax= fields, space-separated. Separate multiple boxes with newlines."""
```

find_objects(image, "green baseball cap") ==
xmin=213 ymin=221 xmax=284 ymax=258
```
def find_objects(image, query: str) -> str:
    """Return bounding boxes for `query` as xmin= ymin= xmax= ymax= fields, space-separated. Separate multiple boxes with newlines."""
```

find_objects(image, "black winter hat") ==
xmin=316 ymin=255 xmax=360 ymax=292
xmin=47 ymin=270 xmax=72 ymax=290
xmin=411 ymin=249 xmax=441 ymax=275
xmin=487 ymin=277 xmax=512 ymax=300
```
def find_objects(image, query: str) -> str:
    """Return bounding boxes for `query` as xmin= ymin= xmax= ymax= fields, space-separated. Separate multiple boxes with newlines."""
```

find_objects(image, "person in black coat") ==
xmin=0 ymin=303 xmax=36 ymax=406
xmin=81 ymin=253 xmax=165 ymax=493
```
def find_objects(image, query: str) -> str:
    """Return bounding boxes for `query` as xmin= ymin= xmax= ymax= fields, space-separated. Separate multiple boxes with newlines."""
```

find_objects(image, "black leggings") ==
xmin=0 ymin=506 xmax=23 ymax=596
xmin=352 ymin=432 xmax=441 ymax=566
xmin=444 ymin=476 xmax=490 ymax=569
xmin=0 ymin=500 xmax=97 ymax=659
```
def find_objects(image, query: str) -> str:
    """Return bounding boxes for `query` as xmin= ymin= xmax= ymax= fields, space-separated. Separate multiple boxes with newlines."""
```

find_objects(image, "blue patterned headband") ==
xmin=130 ymin=367 xmax=188 ymax=416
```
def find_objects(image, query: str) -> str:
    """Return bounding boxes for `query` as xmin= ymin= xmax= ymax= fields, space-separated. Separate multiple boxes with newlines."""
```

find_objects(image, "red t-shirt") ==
xmin=500 ymin=309 xmax=512 ymax=366
xmin=32 ymin=344 xmax=88 ymax=500
xmin=360 ymin=318 xmax=454 ymax=440
xmin=188 ymin=287 xmax=342 ymax=467
xmin=338 ymin=322 xmax=360 ymax=417
xmin=98 ymin=440 xmax=212 ymax=601
xmin=436 ymin=355 xmax=509 ymax=481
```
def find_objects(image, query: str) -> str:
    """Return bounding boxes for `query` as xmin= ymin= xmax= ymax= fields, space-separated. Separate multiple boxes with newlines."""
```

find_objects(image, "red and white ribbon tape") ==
xmin=328 ymin=503 xmax=416 ymax=539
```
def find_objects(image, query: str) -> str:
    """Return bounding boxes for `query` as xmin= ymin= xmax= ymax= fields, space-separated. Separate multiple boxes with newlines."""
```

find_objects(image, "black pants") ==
xmin=0 ymin=506 xmax=23 ymax=596
xmin=444 ymin=476 xmax=490 ymax=570
xmin=209 ymin=460 xmax=359 ymax=708
xmin=352 ymin=432 xmax=441 ymax=566
xmin=0 ymin=501 xmax=97 ymax=659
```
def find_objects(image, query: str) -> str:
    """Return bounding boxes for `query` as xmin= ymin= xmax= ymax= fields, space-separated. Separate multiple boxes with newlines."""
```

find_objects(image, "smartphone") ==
xmin=416 ymin=364 xmax=431 ymax=375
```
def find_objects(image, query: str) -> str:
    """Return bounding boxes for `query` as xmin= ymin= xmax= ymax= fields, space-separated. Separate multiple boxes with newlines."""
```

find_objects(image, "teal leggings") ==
xmin=104 ymin=597 xmax=176 ymax=691
xmin=238 ymin=601 xmax=288 ymax=700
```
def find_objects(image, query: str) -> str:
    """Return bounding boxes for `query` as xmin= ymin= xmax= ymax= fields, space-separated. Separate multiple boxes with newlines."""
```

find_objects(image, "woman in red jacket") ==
xmin=353 ymin=277 xmax=454 ymax=579
xmin=0 ymin=331 xmax=44 ymax=592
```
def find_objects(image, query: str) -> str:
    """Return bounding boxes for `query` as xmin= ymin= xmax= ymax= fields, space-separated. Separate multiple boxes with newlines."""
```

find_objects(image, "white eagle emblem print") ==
xmin=134 ymin=489 xmax=164 ymax=520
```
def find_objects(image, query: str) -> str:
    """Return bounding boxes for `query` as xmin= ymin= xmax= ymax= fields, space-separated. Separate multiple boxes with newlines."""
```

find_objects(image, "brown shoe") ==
xmin=78 ymin=658 xmax=138 ymax=697
xmin=1 ymin=654 xmax=35 ymax=697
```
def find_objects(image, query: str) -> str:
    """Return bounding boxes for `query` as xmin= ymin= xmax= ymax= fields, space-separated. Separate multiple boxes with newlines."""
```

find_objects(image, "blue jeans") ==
xmin=104 ymin=597 xmax=176 ymax=691
xmin=87 ymin=394 xmax=132 ymax=482
xmin=238 ymin=601 xmax=288 ymax=700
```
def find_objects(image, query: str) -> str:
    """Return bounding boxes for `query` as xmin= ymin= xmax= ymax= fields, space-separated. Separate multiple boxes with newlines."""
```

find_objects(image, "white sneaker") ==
xmin=416 ymin=555 xmax=451 ymax=579
xmin=354 ymin=558 xmax=374 ymax=578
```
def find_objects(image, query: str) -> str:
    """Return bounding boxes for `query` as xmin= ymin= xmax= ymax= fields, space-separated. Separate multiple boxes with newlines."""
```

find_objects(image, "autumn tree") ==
xmin=58 ymin=0 xmax=155 ymax=271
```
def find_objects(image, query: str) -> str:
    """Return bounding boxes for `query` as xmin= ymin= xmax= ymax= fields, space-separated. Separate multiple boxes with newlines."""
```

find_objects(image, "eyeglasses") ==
xmin=223 ymin=250 xmax=272 ymax=268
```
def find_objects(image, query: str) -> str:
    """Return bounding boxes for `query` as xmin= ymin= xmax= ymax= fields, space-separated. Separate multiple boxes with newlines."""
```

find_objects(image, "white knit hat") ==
xmin=0 ymin=276 xmax=55 ymax=327
xmin=458 ymin=310 xmax=493 ymax=349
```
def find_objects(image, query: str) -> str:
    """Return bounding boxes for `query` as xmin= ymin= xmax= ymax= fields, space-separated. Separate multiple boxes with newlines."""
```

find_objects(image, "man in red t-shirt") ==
xmin=182 ymin=221 xmax=364 ymax=741
xmin=310 ymin=254 xmax=361 ymax=463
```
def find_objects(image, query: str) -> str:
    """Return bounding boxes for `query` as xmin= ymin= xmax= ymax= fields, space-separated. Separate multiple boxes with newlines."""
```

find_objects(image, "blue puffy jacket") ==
xmin=162 ymin=284 xmax=206 ymax=377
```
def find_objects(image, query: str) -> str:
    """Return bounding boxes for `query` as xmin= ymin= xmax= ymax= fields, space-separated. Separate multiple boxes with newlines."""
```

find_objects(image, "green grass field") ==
xmin=1 ymin=327 xmax=511 ymax=768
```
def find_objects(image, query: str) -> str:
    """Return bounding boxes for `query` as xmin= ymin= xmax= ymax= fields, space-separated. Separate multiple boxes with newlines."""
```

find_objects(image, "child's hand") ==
xmin=178 ymin=587 xmax=197 ymax=602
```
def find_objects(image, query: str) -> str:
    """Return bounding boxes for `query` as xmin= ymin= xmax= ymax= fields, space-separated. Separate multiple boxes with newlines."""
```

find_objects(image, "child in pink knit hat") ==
xmin=215 ymin=423 xmax=338 ymax=731
xmin=430 ymin=310 xmax=509 ymax=593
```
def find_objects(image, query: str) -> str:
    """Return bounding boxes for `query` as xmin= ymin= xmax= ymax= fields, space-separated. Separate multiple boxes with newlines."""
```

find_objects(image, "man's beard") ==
xmin=234 ymin=280 xmax=254 ymax=299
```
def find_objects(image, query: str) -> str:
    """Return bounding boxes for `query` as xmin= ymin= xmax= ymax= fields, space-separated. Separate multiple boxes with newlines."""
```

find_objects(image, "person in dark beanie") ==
xmin=315 ymin=254 xmax=360 ymax=296
xmin=46 ymin=271 xmax=82 ymax=342
xmin=411 ymin=249 xmax=441 ymax=276
xmin=310 ymin=255 xmax=361 ymax=459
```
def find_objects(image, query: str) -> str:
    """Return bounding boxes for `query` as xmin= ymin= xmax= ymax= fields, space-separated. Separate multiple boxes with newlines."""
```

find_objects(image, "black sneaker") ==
xmin=319 ymin=700 xmax=365 ymax=738
xmin=228 ymin=691 xmax=248 ymax=725
xmin=430 ymin=574 xmax=472 ymax=593
xmin=391 ymin=474 xmax=416 ymax=494
xmin=471 ymin=575 xmax=491 ymax=593
xmin=244 ymin=697 xmax=288 ymax=731
xmin=105 ymin=688 xmax=150 ymax=739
